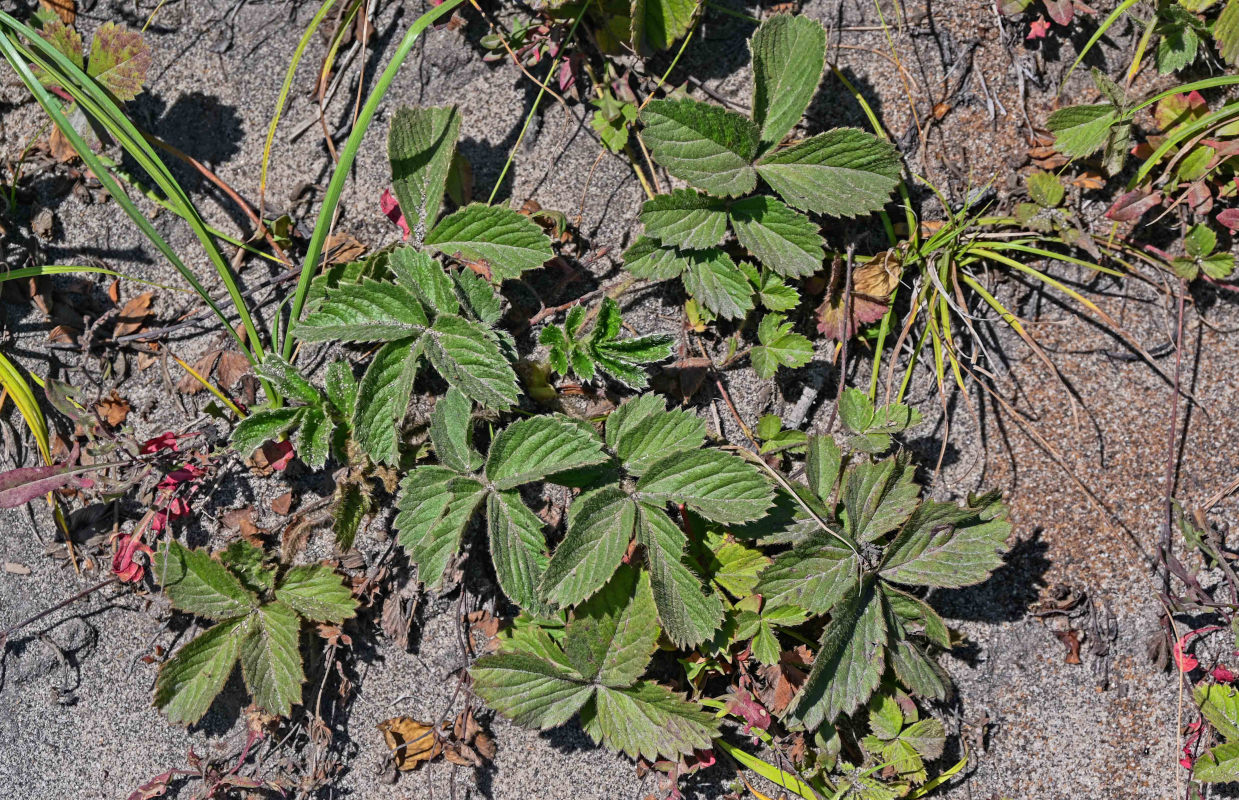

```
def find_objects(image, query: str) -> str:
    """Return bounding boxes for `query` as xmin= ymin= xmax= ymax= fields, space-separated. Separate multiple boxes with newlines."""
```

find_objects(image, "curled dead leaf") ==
xmin=378 ymin=717 xmax=444 ymax=770
xmin=94 ymin=390 xmax=131 ymax=427
xmin=816 ymin=249 xmax=902 ymax=341
xmin=113 ymin=292 xmax=153 ymax=339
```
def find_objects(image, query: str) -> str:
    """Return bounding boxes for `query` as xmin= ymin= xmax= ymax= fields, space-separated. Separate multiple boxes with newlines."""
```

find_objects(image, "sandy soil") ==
xmin=1 ymin=0 xmax=1234 ymax=798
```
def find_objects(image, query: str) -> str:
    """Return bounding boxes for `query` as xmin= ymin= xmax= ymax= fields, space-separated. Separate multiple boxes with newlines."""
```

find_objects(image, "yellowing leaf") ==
xmin=378 ymin=717 xmax=445 ymax=770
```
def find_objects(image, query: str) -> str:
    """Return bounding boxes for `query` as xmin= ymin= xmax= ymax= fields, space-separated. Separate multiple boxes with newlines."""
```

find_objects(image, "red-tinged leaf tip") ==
xmin=262 ymin=439 xmax=295 ymax=471
xmin=1026 ymin=16 xmax=1051 ymax=39
xmin=380 ymin=188 xmax=410 ymax=240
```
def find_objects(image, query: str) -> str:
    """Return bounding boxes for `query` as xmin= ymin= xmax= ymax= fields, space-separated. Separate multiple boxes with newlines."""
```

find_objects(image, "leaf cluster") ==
xmin=153 ymin=540 xmax=358 ymax=724
xmin=540 ymin=297 xmax=674 ymax=389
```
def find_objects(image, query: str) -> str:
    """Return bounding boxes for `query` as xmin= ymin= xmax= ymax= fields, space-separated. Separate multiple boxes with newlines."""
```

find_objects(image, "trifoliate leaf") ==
xmin=388 ymin=105 xmax=461 ymax=242
xmin=563 ymin=564 xmax=659 ymax=686
xmin=352 ymin=339 xmax=420 ymax=464
xmin=606 ymin=396 xmax=707 ymax=475
xmin=630 ymin=0 xmax=700 ymax=55
xmin=239 ymin=601 xmax=304 ymax=717
xmin=581 ymin=683 xmax=717 ymax=761
xmin=640 ymin=98 xmax=760 ymax=197
xmin=423 ymin=314 xmax=520 ymax=410
xmin=395 ymin=468 xmax=485 ymax=588
xmin=637 ymin=448 xmax=772 ymax=524
xmin=232 ymin=408 xmax=302 ymax=460
xmin=756 ymin=530 xmax=860 ymax=614
xmin=487 ymin=490 xmax=551 ymax=612
xmin=154 ymin=617 xmax=243 ymax=725
xmin=788 ymin=578 xmax=887 ymax=729
xmin=751 ymin=313 xmax=813 ymax=379
xmin=540 ymin=487 xmax=637 ymax=607
xmin=730 ymin=196 xmax=826 ymax=278
xmin=1045 ymin=104 xmax=1118 ymax=158
xmin=756 ymin=129 xmax=901 ymax=217
xmin=155 ymin=540 xmax=258 ymax=621
xmin=749 ymin=266 xmax=799 ymax=311
xmin=220 ymin=541 xmax=273 ymax=594
xmin=750 ymin=14 xmax=826 ymax=148
xmin=275 ymin=564 xmax=358 ymax=624
xmin=88 ymin=22 xmax=151 ymax=101
xmin=469 ymin=652 xmax=594 ymax=728
xmin=640 ymin=189 xmax=729 ymax=249
xmin=295 ymin=278 xmax=429 ymax=342
xmin=880 ymin=492 xmax=1010 ymax=588
xmin=429 ymin=387 xmax=482 ymax=473
xmin=636 ymin=503 xmax=725 ymax=647
xmin=622 ymin=236 xmax=692 ymax=279
xmin=843 ymin=454 xmax=920 ymax=543
xmin=486 ymin=415 xmax=608 ymax=490
xmin=424 ymin=203 xmax=554 ymax=282
xmin=681 ymin=248 xmax=755 ymax=320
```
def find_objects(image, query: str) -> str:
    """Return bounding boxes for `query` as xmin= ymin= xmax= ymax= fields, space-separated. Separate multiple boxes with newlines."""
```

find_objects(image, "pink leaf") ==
xmin=1027 ymin=16 xmax=1051 ymax=39
xmin=0 ymin=461 xmax=95 ymax=508
xmin=140 ymin=431 xmax=179 ymax=454
xmin=262 ymin=440 xmax=295 ymax=471
xmin=1214 ymin=665 xmax=1237 ymax=683
xmin=1043 ymin=0 xmax=1074 ymax=25
xmin=1105 ymin=189 xmax=1163 ymax=222
xmin=1217 ymin=208 xmax=1239 ymax=233
xmin=380 ymin=188 xmax=410 ymax=240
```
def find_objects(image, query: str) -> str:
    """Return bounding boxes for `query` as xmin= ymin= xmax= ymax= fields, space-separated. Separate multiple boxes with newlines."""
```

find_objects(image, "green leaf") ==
xmin=880 ymin=492 xmax=1011 ymax=588
xmin=1196 ymin=741 xmax=1239 ymax=782
xmin=637 ymin=449 xmax=772 ymax=524
xmin=640 ymin=98 xmax=760 ymax=197
xmin=750 ymin=14 xmax=826 ymax=148
xmin=429 ymin=387 xmax=482 ymax=473
xmin=889 ymin=633 xmax=949 ymax=701
xmin=622 ymin=236 xmax=691 ymax=279
xmin=486 ymin=415 xmax=608 ymax=490
xmin=388 ymin=105 xmax=461 ymax=241
xmin=1196 ymin=683 xmax=1239 ymax=741
xmin=805 ymin=435 xmax=842 ymax=501
xmin=563 ymin=564 xmax=660 ymax=685
xmin=593 ymin=335 xmax=674 ymax=389
xmin=35 ymin=21 xmax=83 ymax=86
xmin=155 ymin=541 xmax=258 ymax=621
xmin=423 ymin=314 xmax=520 ymax=410
xmin=581 ymin=682 xmax=717 ymax=761
xmin=681 ymin=249 xmax=755 ymax=320
xmin=239 ymin=602 xmax=304 ymax=717
xmin=332 ymin=481 xmax=369 ymax=551
xmin=1158 ymin=20 xmax=1199 ymax=74
xmin=843 ymin=455 xmax=920 ymax=543
xmin=749 ymin=267 xmax=799 ymax=311
xmin=454 ymin=265 xmax=503 ymax=323
xmin=470 ymin=652 xmax=594 ymax=728
xmin=389 ymin=246 xmax=459 ymax=314
xmin=255 ymin=354 xmax=321 ymax=407
xmin=541 ymin=487 xmax=637 ymax=607
xmin=275 ymin=564 xmax=358 ymax=624
xmin=296 ymin=278 xmax=429 ymax=342
xmin=154 ymin=618 xmax=243 ymax=725
xmin=630 ymin=0 xmax=700 ymax=55
xmin=88 ymin=22 xmax=151 ymax=101
xmin=1216 ymin=0 xmax=1239 ymax=65
xmin=883 ymin=585 xmax=950 ymax=649
xmin=1026 ymin=171 xmax=1064 ymax=208
xmin=636 ymin=503 xmax=725 ymax=647
xmin=640 ymin=189 xmax=729 ymax=249
xmin=751 ymin=313 xmax=813 ymax=379
xmin=695 ymin=530 xmax=770 ymax=598
xmin=756 ymin=530 xmax=859 ymax=614
xmin=900 ymin=717 xmax=946 ymax=760
xmin=1045 ymin=104 xmax=1118 ymax=158
xmin=838 ymin=387 xmax=875 ymax=432
xmin=756 ymin=129 xmax=901 ymax=217
xmin=729 ymin=196 xmax=826 ymax=278
xmin=1185 ymin=223 xmax=1217 ymax=258
xmin=220 ymin=541 xmax=273 ymax=594
xmin=324 ymin=360 xmax=358 ymax=419
xmin=868 ymin=690 xmax=907 ymax=740
xmin=425 ymin=203 xmax=554 ymax=282
xmin=232 ymin=408 xmax=302 ymax=459
xmin=1202 ymin=252 xmax=1235 ymax=280
xmin=788 ymin=578 xmax=887 ymax=729
xmin=487 ymin=490 xmax=551 ymax=612
xmin=293 ymin=407 xmax=331 ymax=470
xmin=395 ymin=467 xmax=485 ymax=588
xmin=607 ymin=395 xmax=707 ymax=475
xmin=353 ymin=339 xmax=421 ymax=464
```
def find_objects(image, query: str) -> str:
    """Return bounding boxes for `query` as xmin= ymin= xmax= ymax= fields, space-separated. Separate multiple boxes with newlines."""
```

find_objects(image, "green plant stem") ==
xmin=283 ymin=0 xmax=468 ymax=362
xmin=487 ymin=1 xmax=589 ymax=205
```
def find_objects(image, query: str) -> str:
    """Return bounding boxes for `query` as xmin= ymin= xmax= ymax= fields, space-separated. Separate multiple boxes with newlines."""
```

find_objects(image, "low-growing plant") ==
xmin=540 ymin=297 xmax=674 ymax=388
xmin=152 ymin=540 xmax=358 ymax=724
xmin=622 ymin=15 xmax=901 ymax=329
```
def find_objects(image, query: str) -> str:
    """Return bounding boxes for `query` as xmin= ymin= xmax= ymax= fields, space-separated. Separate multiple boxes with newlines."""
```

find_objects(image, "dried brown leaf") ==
xmin=271 ymin=490 xmax=297 ymax=516
xmin=39 ymin=0 xmax=75 ymax=24
xmin=113 ymin=291 xmax=152 ymax=339
xmin=94 ymin=390 xmax=130 ymax=426
xmin=378 ymin=717 xmax=443 ymax=770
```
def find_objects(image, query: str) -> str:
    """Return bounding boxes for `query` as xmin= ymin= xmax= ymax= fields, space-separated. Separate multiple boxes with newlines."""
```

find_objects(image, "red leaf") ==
xmin=0 ymin=461 xmax=95 ymax=508
xmin=1027 ymin=16 xmax=1051 ymax=39
xmin=380 ymin=188 xmax=410 ymax=240
xmin=1217 ymin=208 xmax=1239 ymax=233
xmin=1043 ymin=0 xmax=1074 ymax=25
